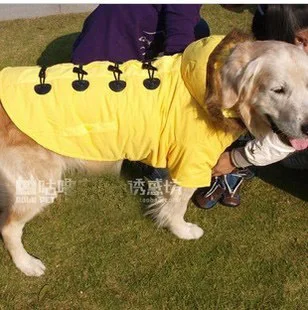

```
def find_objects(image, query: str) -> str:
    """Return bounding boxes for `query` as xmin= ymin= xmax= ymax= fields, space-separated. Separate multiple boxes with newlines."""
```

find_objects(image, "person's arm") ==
xmin=232 ymin=131 xmax=296 ymax=167
xmin=213 ymin=132 xmax=296 ymax=176
xmin=162 ymin=4 xmax=202 ymax=55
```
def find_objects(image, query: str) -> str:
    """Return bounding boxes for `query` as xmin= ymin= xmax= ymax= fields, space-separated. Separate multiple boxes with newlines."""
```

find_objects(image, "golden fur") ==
xmin=205 ymin=30 xmax=251 ymax=133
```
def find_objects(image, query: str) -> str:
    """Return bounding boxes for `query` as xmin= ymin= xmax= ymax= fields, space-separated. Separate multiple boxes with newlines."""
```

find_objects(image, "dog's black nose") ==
xmin=301 ymin=123 xmax=308 ymax=135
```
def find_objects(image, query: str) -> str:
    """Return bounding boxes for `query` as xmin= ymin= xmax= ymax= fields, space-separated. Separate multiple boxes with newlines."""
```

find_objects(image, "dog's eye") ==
xmin=271 ymin=86 xmax=286 ymax=94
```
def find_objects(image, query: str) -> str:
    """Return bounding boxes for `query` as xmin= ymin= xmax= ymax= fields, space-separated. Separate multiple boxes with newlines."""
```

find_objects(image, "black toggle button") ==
xmin=109 ymin=80 xmax=127 ymax=92
xmin=34 ymin=65 xmax=52 ymax=95
xmin=108 ymin=62 xmax=126 ymax=92
xmin=142 ymin=61 xmax=160 ymax=90
xmin=72 ymin=79 xmax=89 ymax=92
xmin=34 ymin=83 xmax=52 ymax=95
xmin=72 ymin=65 xmax=89 ymax=92
xmin=143 ymin=78 xmax=160 ymax=90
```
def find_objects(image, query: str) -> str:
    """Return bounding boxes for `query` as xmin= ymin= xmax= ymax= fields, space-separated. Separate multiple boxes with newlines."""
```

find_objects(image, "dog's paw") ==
xmin=170 ymin=222 xmax=204 ymax=240
xmin=14 ymin=254 xmax=46 ymax=277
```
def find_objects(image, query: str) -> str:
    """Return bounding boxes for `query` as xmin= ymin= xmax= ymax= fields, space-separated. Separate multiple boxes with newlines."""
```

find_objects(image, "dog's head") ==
xmin=221 ymin=40 xmax=308 ymax=149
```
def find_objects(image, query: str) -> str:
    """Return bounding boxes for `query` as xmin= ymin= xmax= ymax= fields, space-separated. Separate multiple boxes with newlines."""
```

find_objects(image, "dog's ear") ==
xmin=220 ymin=41 xmax=274 ymax=138
xmin=236 ymin=59 xmax=270 ymax=138
xmin=235 ymin=57 xmax=261 ymax=107
xmin=204 ymin=30 xmax=252 ymax=133
xmin=220 ymin=41 xmax=258 ymax=109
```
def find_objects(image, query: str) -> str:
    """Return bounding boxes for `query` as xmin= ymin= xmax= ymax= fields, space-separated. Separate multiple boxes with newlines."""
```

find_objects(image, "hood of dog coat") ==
xmin=181 ymin=36 xmax=224 ymax=108
xmin=181 ymin=35 xmax=239 ymax=120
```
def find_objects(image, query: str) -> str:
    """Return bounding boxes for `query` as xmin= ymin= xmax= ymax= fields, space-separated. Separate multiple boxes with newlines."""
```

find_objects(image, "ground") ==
xmin=0 ymin=4 xmax=307 ymax=310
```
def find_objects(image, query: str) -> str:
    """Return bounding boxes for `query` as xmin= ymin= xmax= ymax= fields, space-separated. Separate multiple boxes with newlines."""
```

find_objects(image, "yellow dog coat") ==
xmin=0 ymin=36 xmax=240 ymax=188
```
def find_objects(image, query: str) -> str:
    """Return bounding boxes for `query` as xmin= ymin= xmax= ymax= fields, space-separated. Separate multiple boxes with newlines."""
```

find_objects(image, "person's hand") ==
xmin=212 ymin=151 xmax=236 ymax=176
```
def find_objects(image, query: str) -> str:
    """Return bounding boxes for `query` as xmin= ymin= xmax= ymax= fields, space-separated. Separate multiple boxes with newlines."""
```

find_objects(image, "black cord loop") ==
xmin=107 ymin=62 xmax=126 ymax=92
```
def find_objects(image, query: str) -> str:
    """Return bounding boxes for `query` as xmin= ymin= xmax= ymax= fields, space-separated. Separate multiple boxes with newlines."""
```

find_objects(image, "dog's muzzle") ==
xmin=266 ymin=114 xmax=281 ymax=134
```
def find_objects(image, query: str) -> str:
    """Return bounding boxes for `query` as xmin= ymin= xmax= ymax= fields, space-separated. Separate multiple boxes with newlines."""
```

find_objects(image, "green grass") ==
xmin=0 ymin=5 xmax=307 ymax=310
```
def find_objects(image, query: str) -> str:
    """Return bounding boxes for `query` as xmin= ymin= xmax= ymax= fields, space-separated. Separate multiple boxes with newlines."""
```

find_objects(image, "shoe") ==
xmin=220 ymin=173 xmax=243 ymax=207
xmin=192 ymin=177 xmax=226 ymax=209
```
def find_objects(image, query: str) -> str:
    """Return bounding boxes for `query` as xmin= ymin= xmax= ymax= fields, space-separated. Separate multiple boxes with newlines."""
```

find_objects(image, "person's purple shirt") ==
xmin=72 ymin=4 xmax=202 ymax=64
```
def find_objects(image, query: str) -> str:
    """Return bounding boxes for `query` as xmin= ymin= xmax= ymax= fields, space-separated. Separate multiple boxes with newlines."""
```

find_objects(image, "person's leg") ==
xmin=281 ymin=150 xmax=308 ymax=170
xmin=194 ymin=18 xmax=210 ymax=40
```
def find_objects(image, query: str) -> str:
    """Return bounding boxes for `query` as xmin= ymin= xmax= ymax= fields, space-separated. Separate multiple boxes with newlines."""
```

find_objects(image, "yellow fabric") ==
xmin=0 ymin=35 xmax=241 ymax=188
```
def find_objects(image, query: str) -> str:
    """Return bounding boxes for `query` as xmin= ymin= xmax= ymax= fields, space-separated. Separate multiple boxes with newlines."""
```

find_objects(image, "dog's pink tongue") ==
xmin=289 ymin=138 xmax=308 ymax=150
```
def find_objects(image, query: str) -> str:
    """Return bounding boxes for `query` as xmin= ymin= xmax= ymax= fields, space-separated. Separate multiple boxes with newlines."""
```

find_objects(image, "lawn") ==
xmin=0 ymin=4 xmax=307 ymax=310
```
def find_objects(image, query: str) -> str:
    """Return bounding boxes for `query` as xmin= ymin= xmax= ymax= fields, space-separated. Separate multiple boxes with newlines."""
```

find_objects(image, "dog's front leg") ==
xmin=149 ymin=185 xmax=204 ymax=240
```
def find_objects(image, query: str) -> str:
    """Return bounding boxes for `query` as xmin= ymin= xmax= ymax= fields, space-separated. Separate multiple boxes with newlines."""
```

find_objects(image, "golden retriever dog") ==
xmin=1 ymin=31 xmax=308 ymax=276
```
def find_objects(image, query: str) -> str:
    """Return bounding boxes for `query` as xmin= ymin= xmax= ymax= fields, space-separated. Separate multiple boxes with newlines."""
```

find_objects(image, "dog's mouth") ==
xmin=289 ymin=137 xmax=308 ymax=150
xmin=266 ymin=114 xmax=308 ymax=151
